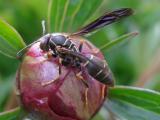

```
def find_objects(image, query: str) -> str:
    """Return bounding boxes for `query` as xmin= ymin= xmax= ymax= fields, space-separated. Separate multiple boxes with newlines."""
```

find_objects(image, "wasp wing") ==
xmin=72 ymin=8 xmax=133 ymax=36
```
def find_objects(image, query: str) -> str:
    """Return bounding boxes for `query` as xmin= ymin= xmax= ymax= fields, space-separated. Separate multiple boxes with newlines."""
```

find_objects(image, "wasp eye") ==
xmin=40 ymin=37 xmax=50 ymax=51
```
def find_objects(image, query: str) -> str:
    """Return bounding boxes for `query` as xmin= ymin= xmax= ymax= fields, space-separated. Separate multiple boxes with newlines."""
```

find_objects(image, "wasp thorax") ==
xmin=50 ymin=35 xmax=66 ymax=45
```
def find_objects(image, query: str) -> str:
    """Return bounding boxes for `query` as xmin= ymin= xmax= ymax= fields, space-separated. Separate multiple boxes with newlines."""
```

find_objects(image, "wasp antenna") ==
xmin=42 ymin=20 xmax=46 ymax=35
xmin=17 ymin=40 xmax=40 ymax=58
xmin=16 ymin=46 xmax=29 ymax=59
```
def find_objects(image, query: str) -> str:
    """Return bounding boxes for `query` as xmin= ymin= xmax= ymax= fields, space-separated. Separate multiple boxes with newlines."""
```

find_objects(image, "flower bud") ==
xmin=16 ymin=34 xmax=108 ymax=120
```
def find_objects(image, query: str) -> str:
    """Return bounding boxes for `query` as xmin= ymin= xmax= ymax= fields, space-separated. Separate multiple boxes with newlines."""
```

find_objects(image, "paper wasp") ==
xmin=17 ymin=8 xmax=133 ymax=86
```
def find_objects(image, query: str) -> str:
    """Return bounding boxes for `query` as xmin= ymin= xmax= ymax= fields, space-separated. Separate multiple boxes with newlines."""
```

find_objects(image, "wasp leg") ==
xmin=58 ymin=58 xmax=62 ymax=75
xmin=75 ymin=71 xmax=89 ymax=108
xmin=80 ymin=65 xmax=106 ymax=100
xmin=76 ymin=71 xmax=89 ymax=88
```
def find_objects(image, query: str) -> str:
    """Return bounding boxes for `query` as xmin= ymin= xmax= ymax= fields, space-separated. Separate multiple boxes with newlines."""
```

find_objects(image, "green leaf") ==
xmin=100 ymin=32 xmax=138 ymax=52
xmin=0 ymin=18 xmax=25 ymax=58
xmin=0 ymin=107 xmax=21 ymax=120
xmin=92 ymin=113 xmax=104 ymax=120
xmin=48 ymin=0 xmax=104 ymax=33
xmin=0 ymin=79 xmax=13 ymax=111
xmin=106 ymin=86 xmax=160 ymax=120
xmin=107 ymin=99 xmax=160 ymax=120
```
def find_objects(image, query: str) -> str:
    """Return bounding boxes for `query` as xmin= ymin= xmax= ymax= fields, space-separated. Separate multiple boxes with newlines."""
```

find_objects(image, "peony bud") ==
xmin=16 ymin=34 xmax=108 ymax=120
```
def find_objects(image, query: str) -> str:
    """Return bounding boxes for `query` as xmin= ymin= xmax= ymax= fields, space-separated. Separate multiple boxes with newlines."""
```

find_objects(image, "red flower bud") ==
xmin=16 ymin=34 xmax=108 ymax=120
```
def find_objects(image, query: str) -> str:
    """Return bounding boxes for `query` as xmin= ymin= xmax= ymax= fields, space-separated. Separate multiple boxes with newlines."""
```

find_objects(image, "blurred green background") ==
xmin=0 ymin=0 xmax=160 ymax=115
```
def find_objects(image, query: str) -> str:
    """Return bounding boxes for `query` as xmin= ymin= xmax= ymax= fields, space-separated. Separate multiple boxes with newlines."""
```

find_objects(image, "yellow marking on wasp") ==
xmin=63 ymin=39 xmax=68 ymax=46
xmin=83 ymin=61 xmax=89 ymax=67
xmin=68 ymin=43 xmax=73 ymax=49
xmin=95 ymin=69 xmax=103 ymax=77
xmin=50 ymin=39 xmax=57 ymax=46
xmin=103 ymin=71 xmax=110 ymax=80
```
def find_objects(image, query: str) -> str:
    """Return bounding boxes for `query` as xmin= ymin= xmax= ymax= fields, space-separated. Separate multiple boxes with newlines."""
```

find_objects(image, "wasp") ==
xmin=17 ymin=8 xmax=133 ymax=86
xmin=56 ymin=47 xmax=114 ymax=86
